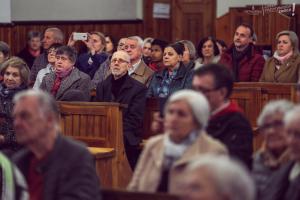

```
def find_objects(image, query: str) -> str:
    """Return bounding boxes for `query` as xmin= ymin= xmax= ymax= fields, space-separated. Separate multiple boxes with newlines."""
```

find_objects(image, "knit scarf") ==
xmin=273 ymin=51 xmax=293 ymax=70
xmin=51 ymin=67 xmax=73 ymax=96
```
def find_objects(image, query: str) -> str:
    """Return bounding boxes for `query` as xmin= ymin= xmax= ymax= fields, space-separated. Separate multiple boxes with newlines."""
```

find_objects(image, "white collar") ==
xmin=128 ymin=59 xmax=142 ymax=75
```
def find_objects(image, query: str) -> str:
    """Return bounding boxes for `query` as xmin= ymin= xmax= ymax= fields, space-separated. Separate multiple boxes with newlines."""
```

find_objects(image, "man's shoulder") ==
xmin=128 ymin=75 xmax=147 ymax=90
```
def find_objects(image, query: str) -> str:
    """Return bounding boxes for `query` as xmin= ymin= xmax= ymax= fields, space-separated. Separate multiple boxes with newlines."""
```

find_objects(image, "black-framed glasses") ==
xmin=192 ymin=85 xmax=219 ymax=93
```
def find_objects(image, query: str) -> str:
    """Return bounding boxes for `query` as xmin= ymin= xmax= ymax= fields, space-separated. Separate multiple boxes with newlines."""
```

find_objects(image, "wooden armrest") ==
xmin=88 ymin=147 xmax=115 ymax=159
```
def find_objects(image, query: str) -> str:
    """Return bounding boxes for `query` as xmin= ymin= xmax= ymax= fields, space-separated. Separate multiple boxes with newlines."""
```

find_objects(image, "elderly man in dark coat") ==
xmin=12 ymin=89 xmax=101 ymax=200
xmin=40 ymin=45 xmax=91 ymax=101
xmin=95 ymin=50 xmax=147 ymax=170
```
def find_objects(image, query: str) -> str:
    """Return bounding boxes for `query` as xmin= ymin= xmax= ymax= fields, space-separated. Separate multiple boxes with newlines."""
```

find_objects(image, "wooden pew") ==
xmin=102 ymin=188 xmax=180 ymax=200
xmin=57 ymin=101 xmax=132 ymax=188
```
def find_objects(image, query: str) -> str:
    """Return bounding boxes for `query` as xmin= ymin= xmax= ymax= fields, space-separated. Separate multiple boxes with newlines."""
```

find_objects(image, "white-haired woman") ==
xmin=179 ymin=154 xmax=255 ymax=200
xmin=128 ymin=90 xmax=227 ymax=193
xmin=253 ymin=100 xmax=294 ymax=195
xmin=260 ymin=30 xmax=300 ymax=82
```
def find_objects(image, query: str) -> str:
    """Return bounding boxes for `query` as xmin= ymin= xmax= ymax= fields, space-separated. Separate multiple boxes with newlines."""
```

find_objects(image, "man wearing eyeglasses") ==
xmin=192 ymin=63 xmax=253 ymax=168
xmin=260 ymin=106 xmax=300 ymax=200
xmin=95 ymin=50 xmax=147 ymax=170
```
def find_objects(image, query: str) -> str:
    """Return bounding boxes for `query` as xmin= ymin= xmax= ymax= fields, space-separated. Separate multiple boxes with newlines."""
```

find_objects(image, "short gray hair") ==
xmin=165 ymin=89 xmax=210 ymax=129
xmin=257 ymin=100 xmax=294 ymax=127
xmin=128 ymin=36 xmax=144 ymax=49
xmin=179 ymin=40 xmax=196 ymax=60
xmin=284 ymin=105 xmax=300 ymax=126
xmin=45 ymin=27 xmax=64 ymax=43
xmin=0 ymin=41 xmax=10 ymax=58
xmin=185 ymin=154 xmax=255 ymax=200
xmin=276 ymin=30 xmax=299 ymax=54
xmin=143 ymin=37 xmax=154 ymax=47
xmin=13 ymin=89 xmax=60 ymax=120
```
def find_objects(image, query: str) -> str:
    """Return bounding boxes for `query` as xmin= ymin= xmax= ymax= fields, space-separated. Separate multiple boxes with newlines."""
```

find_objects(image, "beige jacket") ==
xmin=127 ymin=131 xmax=228 ymax=193
xmin=130 ymin=60 xmax=154 ymax=87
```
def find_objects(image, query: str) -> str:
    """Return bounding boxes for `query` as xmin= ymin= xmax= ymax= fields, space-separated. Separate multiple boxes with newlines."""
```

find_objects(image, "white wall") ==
xmin=0 ymin=0 xmax=11 ymax=23
xmin=10 ymin=0 xmax=142 ymax=22
xmin=217 ymin=0 xmax=300 ymax=17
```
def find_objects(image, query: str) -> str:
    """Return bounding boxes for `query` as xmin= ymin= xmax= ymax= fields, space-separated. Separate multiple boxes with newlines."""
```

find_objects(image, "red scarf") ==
xmin=51 ymin=67 xmax=73 ymax=96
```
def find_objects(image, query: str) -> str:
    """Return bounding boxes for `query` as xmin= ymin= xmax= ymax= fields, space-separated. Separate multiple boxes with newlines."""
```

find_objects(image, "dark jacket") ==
xmin=0 ymin=83 xmax=27 ymax=154
xmin=12 ymin=134 xmax=102 ymax=200
xmin=30 ymin=52 xmax=48 ymax=82
xmin=206 ymin=102 xmax=253 ymax=168
xmin=40 ymin=68 xmax=91 ymax=101
xmin=17 ymin=47 xmax=43 ymax=69
xmin=147 ymin=62 xmax=193 ymax=97
xmin=76 ymin=52 xmax=108 ymax=79
xmin=219 ymin=44 xmax=265 ymax=82
xmin=260 ymin=161 xmax=300 ymax=200
xmin=95 ymin=74 xmax=147 ymax=146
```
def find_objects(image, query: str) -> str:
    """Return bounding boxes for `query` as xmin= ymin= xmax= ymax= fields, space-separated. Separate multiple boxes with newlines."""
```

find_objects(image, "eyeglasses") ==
xmin=259 ymin=120 xmax=284 ymax=131
xmin=111 ymin=58 xmax=129 ymax=64
xmin=55 ymin=55 xmax=70 ymax=62
xmin=192 ymin=85 xmax=219 ymax=93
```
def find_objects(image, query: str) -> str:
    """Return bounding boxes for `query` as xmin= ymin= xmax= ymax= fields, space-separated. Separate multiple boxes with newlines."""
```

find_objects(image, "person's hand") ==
xmin=83 ymin=34 xmax=95 ymax=55
xmin=0 ymin=135 xmax=5 ymax=144
xmin=67 ymin=32 xmax=76 ymax=47
xmin=151 ymin=112 xmax=164 ymax=134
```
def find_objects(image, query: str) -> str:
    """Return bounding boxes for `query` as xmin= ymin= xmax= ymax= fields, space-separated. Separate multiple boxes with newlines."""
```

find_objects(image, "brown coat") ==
xmin=259 ymin=53 xmax=300 ymax=83
xmin=130 ymin=60 xmax=154 ymax=87
xmin=127 ymin=131 xmax=228 ymax=193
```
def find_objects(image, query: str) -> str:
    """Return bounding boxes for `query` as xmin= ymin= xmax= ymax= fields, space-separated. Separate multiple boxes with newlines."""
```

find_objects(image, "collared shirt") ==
xmin=211 ymin=101 xmax=230 ymax=116
xmin=128 ymin=59 xmax=142 ymax=75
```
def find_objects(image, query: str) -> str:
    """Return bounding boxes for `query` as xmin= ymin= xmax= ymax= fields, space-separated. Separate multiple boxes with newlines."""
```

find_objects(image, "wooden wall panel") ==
xmin=0 ymin=0 xmax=216 ymax=55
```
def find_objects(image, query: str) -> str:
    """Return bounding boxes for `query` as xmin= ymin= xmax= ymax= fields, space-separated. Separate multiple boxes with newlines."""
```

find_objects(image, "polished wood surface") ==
xmin=58 ymin=101 xmax=132 ymax=188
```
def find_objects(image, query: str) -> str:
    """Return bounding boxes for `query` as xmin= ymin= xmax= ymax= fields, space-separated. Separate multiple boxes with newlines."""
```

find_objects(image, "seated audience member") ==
xmin=194 ymin=37 xmax=220 ymax=69
xmin=179 ymin=40 xmax=197 ymax=69
xmin=260 ymin=31 xmax=300 ymax=83
xmin=142 ymin=37 xmax=154 ymax=65
xmin=151 ymin=64 xmax=253 ymax=167
xmin=95 ymin=50 xmax=147 ymax=169
xmin=149 ymin=39 xmax=168 ymax=72
xmin=40 ymin=46 xmax=91 ymax=101
xmin=91 ymin=37 xmax=128 ymax=89
xmin=72 ymin=32 xmax=108 ymax=79
xmin=253 ymin=100 xmax=293 ymax=196
xmin=17 ymin=31 xmax=42 ymax=69
xmin=128 ymin=90 xmax=227 ymax=193
xmin=30 ymin=27 xmax=64 ymax=82
xmin=219 ymin=23 xmax=265 ymax=81
xmin=0 ymin=57 xmax=30 ymax=155
xmin=125 ymin=36 xmax=154 ymax=86
xmin=33 ymin=43 xmax=63 ymax=89
xmin=147 ymin=42 xmax=193 ymax=97
xmin=178 ymin=155 xmax=255 ymax=200
xmin=105 ymin=34 xmax=116 ymax=55
xmin=12 ymin=89 xmax=101 ymax=200
xmin=0 ymin=151 xmax=29 ymax=199
xmin=216 ymin=39 xmax=227 ymax=55
xmin=260 ymin=105 xmax=300 ymax=200
xmin=0 ymin=41 xmax=10 ymax=67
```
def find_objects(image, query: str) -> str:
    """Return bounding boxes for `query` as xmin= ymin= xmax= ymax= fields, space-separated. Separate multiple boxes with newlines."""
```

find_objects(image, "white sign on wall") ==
xmin=153 ymin=3 xmax=170 ymax=19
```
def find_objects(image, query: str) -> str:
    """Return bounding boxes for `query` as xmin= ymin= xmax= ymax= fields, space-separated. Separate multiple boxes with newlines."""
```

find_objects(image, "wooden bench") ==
xmin=102 ymin=188 xmax=180 ymax=200
xmin=58 ymin=101 xmax=132 ymax=188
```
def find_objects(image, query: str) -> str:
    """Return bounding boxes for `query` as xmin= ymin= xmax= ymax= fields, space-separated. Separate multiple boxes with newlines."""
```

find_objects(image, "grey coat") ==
xmin=40 ymin=68 xmax=91 ymax=101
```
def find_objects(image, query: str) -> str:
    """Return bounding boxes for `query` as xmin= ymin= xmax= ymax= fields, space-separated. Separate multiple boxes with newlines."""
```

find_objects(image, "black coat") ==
xmin=95 ymin=74 xmax=147 ymax=146
xmin=0 ymin=83 xmax=27 ymax=154
xmin=260 ymin=161 xmax=300 ymax=200
xmin=12 ymin=134 xmax=102 ymax=200
xmin=206 ymin=102 xmax=253 ymax=168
